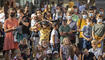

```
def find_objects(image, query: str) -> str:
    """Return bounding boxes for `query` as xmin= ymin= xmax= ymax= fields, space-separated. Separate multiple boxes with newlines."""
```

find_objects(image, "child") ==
xmin=89 ymin=40 xmax=102 ymax=59
xmin=82 ymin=48 xmax=96 ymax=60
xmin=53 ymin=51 xmax=60 ymax=60
xmin=50 ymin=23 xmax=59 ymax=52
xmin=35 ymin=45 xmax=43 ymax=60
xmin=13 ymin=49 xmax=23 ymax=60
xmin=81 ymin=18 xmax=92 ymax=49
xmin=41 ymin=40 xmax=51 ymax=60
xmin=60 ymin=37 xmax=74 ymax=60
xmin=19 ymin=38 xmax=28 ymax=58
xmin=72 ymin=45 xmax=81 ymax=60
xmin=46 ymin=49 xmax=52 ymax=60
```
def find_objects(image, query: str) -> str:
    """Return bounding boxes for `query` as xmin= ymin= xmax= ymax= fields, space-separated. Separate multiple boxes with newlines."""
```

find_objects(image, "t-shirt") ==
xmin=20 ymin=15 xmax=30 ymax=34
xmin=59 ymin=25 xmax=70 ymax=43
xmin=50 ymin=29 xmax=59 ymax=44
xmin=92 ymin=23 xmax=105 ymax=37
xmin=82 ymin=25 xmax=92 ymax=37
xmin=89 ymin=48 xmax=102 ymax=59
xmin=77 ymin=19 xmax=87 ymax=38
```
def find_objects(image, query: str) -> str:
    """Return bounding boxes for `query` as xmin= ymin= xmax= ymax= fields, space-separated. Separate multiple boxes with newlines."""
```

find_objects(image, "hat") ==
xmin=53 ymin=51 xmax=58 ymax=54
xmin=47 ymin=50 xmax=52 ymax=54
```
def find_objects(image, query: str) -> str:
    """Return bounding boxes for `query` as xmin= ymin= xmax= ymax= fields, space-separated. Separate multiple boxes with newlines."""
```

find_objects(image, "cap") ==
xmin=53 ymin=51 xmax=58 ymax=54
xmin=47 ymin=50 xmax=52 ymax=54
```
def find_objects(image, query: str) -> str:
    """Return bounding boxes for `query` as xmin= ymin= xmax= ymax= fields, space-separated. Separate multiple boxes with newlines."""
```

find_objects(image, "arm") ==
xmin=60 ymin=48 xmax=63 ymax=60
xmin=98 ymin=32 xmax=105 ymax=42
xmin=52 ymin=35 xmax=55 ymax=45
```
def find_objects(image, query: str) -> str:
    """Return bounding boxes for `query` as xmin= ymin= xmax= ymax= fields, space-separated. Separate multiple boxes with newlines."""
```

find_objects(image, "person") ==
xmin=0 ymin=22 xmax=4 ymax=51
xmin=46 ymin=49 xmax=52 ymax=60
xmin=35 ymin=45 xmax=43 ymax=60
xmin=82 ymin=48 xmax=96 ymax=60
xmin=60 ymin=37 xmax=74 ymax=60
xmin=0 ymin=7 xmax=5 ymax=27
xmin=89 ymin=40 xmax=102 ymax=59
xmin=92 ymin=16 xmax=105 ymax=49
xmin=13 ymin=49 xmax=23 ymax=60
xmin=19 ymin=38 xmax=28 ymax=59
xmin=72 ymin=45 xmax=81 ymax=60
xmin=72 ymin=6 xmax=80 ymax=22
xmin=52 ymin=51 xmax=60 ymax=60
xmin=3 ymin=8 xmax=19 ymax=59
xmin=66 ymin=12 xmax=77 ymax=44
xmin=35 ymin=21 xmax=51 ymax=45
xmin=81 ymin=18 xmax=92 ymax=49
xmin=18 ymin=8 xmax=30 ymax=39
xmin=77 ymin=11 xmax=87 ymax=50
xmin=59 ymin=20 xmax=71 ymax=44
xmin=50 ymin=23 xmax=59 ymax=52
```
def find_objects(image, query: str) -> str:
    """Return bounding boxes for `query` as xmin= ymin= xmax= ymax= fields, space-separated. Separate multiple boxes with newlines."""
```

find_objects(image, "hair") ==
xmin=91 ymin=40 xmax=97 ymax=45
xmin=72 ymin=44 xmax=80 ymax=57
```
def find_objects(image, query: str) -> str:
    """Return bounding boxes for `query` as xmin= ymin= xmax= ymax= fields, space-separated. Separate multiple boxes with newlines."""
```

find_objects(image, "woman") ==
xmin=3 ymin=8 xmax=19 ymax=59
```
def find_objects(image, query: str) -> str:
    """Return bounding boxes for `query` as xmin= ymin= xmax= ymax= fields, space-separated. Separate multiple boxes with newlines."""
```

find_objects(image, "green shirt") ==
xmin=92 ymin=23 xmax=105 ymax=37
xmin=59 ymin=25 xmax=70 ymax=43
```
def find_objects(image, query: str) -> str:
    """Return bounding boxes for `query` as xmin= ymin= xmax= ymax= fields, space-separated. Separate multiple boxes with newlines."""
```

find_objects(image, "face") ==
xmin=63 ymin=38 xmax=70 ymax=45
xmin=88 ymin=10 xmax=94 ymax=17
xmin=62 ymin=21 xmax=67 ymax=26
xmin=42 ymin=40 xmax=48 ymax=48
xmin=92 ymin=43 xmax=97 ymax=48
xmin=83 ymin=49 xmax=89 ymax=55
xmin=9 ymin=9 xmax=16 ymax=17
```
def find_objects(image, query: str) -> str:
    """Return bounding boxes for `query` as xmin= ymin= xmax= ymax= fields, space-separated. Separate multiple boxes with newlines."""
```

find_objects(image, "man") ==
xmin=66 ymin=12 xmax=77 ymax=44
xmin=59 ymin=20 xmax=71 ymax=44
xmin=92 ymin=16 xmax=105 ymax=49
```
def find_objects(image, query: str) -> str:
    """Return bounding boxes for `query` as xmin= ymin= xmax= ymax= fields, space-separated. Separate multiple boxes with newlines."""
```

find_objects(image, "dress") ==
xmin=3 ymin=18 xmax=19 ymax=51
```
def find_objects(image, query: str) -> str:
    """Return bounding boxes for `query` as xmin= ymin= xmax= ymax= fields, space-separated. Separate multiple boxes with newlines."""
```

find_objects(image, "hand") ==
xmin=87 ymin=38 xmax=91 ymax=41
xmin=97 ymin=40 xmax=102 ymax=44
xmin=11 ymin=27 xmax=16 ymax=30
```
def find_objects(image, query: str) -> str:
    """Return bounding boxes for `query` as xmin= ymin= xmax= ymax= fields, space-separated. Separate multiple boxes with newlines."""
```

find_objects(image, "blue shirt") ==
xmin=82 ymin=25 xmax=92 ymax=38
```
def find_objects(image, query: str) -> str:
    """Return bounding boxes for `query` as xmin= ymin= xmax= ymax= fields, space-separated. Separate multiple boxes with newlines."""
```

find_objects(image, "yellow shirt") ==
xmin=39 ymin=27 xmax=51 ymax=42
xmin=77 ymin=19 xmax=87 ymax=38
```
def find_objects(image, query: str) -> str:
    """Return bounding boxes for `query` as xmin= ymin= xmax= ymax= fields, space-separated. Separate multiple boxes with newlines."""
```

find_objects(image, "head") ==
xmin=88 ymin=9 xmax=94 ymax=18
xmin=99 ymin=8 xmax=104 ymax=16
xmin=83 ymin=48 xmax=89 ymax=55
xmin=86 ymin=18 xmax=92 ymax=26
xmin=37 ymin=45 xmax=43 ymax=51
xmin=47 ymin=50 xmax=52 ymax=58
xmin=8 ymin=8 xmax=16 ymax=18
xmin=62 ymin=20 xmax=67 ymax=26
xmin=41 ymin=40 xmax=48 ymax=48
xmin=42 ymin=21 xmax=49 ymax=28
xmin=53 ymin=51 xmax=59 ymax=58
xmin=97 ymin=16 xmax=103 ymax=23
xmin=52 ymin=23 xmax=58 ymax=29
xmin=82 ymin=11 xmax=88 ymax=19
xmin=23 ymin=38 xmax=28 ymax=45
xmin=63 ymin=37 xmax=71 ymax=45
xmin=66 ymin=12 xmax=72 ymax=20
xmin=91 ymin=40 xmax=97 ymax=49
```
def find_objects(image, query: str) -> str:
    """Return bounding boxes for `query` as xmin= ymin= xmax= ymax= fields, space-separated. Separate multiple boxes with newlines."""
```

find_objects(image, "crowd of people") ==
xmin=0 ymin=0 xmax=105 ymax=60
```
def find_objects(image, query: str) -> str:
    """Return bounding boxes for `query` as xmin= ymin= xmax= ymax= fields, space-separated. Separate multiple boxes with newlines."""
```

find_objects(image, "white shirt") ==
xmin=31 ymin=14 xmax=37 ymax=27
xmin=0 ymin=13 xmax=5 ymax=24
xmin=88 ymin=48 xmax=102 ymax=59
xmin=50 ymin=29 xmax=59 ymax=44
